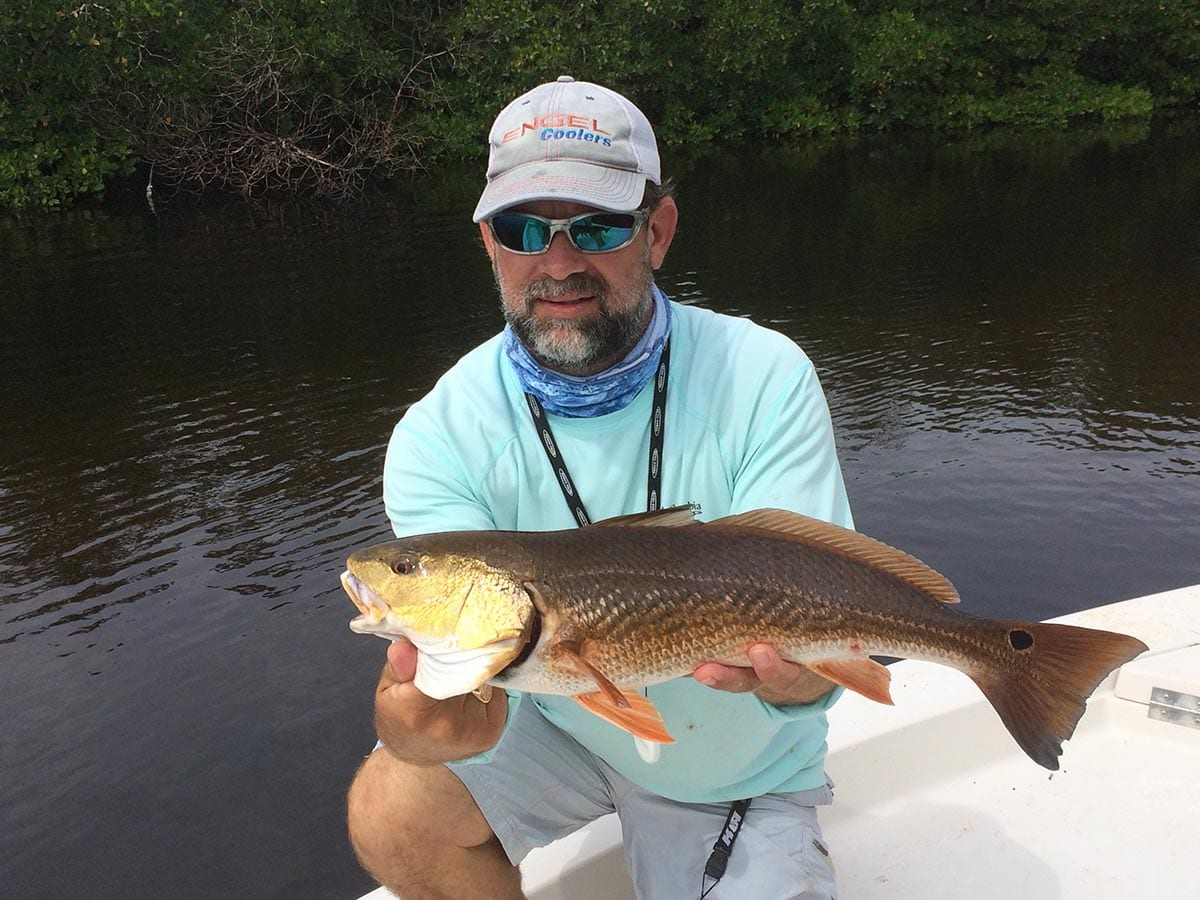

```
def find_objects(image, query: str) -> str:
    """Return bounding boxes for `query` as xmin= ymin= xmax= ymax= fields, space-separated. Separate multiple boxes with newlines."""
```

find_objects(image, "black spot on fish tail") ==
xmin=1009 ymin=629 xmax=1034 ymax=651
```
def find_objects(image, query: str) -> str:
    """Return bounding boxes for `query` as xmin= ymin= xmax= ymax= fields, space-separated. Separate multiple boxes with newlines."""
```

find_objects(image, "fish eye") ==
xmin=392 ymin=558 xmax=416 ymax=575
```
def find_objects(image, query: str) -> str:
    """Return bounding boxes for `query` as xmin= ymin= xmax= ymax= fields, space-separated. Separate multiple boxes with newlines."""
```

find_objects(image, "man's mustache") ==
xmin=522 ymin=274 xmax=608 ymax=306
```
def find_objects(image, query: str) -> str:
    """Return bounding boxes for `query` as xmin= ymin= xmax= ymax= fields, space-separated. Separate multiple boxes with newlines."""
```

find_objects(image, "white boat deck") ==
xmin=819 ymin=584 xmax=1200 ymax=899
xmin=359 ymin=584 xmax=1200 ymax=899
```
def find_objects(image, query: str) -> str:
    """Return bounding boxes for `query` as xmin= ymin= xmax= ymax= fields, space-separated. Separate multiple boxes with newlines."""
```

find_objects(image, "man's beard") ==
xmin=497 ymin=256 xmax=656 ymax=374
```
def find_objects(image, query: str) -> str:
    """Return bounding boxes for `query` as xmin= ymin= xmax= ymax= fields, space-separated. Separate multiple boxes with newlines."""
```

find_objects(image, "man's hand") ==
xmin=693 ymin=643 xmax=836 ymax=707
xmin=373 ymin=640 xmax=508 ymax=766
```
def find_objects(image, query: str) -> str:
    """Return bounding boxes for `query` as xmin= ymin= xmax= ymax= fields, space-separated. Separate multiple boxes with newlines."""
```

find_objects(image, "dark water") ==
xmin=3 ymin=122 xmax=1199 ymax=899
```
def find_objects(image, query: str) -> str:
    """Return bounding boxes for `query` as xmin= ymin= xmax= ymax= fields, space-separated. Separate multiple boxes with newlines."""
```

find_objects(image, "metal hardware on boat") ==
xmin=1148 ymin=687 xmax=1200 ymax=730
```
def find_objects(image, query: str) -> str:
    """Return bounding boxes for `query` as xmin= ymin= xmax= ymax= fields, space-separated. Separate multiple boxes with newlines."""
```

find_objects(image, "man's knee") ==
xmin=346 ymin=749 xmax=493 ymax=874
xmin=348 ymin=750 xmax=523 ymax=898
xmin=348 ymin=753 xmax=401 ymax=877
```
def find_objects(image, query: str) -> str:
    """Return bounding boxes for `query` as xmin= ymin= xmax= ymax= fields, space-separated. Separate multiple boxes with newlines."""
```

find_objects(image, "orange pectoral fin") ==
xmin=553 ymin=641 xmax=630 ymax=709
xmin=806 ymin=658 xmax=894 ymax=705
xmin=552 ymin=639 xmax=675 ymax=742
xmin=574 ymin=690 xmax=676 ymax=744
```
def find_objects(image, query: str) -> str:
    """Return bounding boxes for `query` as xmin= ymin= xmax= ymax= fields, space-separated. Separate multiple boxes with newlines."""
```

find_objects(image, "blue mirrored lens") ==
xmin=569 ymin=214 xmax=637 ymax=252
xmin=491 ymin=215 xmax=550 ymax=253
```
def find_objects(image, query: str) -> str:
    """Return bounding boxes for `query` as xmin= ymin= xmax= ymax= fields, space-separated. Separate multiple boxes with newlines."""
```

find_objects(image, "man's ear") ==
xmin=479 ymin=221 xmax=496 ymax=261
xmin=646 ymin=197 xmax=678 ymax=270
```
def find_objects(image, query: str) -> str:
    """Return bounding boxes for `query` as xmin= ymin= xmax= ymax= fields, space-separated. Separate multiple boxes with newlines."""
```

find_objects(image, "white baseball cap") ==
xmin=472 ymin=76 xmax=661 ymax=223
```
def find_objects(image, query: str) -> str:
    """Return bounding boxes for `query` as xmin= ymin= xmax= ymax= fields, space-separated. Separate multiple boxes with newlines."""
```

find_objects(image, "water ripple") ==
xmin=3 ymin=130 xmax=1200 ymax=900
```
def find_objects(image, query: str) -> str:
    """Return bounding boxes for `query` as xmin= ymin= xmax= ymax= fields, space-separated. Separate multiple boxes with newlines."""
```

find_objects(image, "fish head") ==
xmin=341 ymin=539 xmax=535 ymax=699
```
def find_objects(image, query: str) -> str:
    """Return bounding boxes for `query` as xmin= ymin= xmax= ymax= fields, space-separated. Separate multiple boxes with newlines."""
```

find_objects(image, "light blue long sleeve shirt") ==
xmin=382 ymin=301 xmax=853 ymax=803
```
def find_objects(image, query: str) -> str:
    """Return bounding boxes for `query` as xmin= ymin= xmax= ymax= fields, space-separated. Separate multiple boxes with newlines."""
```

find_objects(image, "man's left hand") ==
xmin=694 ymin=643 xmax=836 ymax=707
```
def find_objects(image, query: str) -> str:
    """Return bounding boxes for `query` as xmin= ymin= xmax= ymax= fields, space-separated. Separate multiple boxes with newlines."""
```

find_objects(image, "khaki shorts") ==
xmin=449 ymin=698 xmax=838 ymax=900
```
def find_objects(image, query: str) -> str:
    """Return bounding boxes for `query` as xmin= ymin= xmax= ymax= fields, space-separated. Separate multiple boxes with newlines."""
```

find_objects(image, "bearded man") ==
xmin=347 ymin=76 xmax=852 ymax=900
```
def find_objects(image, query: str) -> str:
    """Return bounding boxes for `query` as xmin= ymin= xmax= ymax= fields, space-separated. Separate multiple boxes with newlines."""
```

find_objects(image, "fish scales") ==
xmin=500 ymin=525 xmax=1007 ymax=686
xmin=342 ymin=507 xmax=1149 ymax=768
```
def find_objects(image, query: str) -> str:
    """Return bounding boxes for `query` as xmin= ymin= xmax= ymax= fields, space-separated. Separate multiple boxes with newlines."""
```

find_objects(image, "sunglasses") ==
xmin=488 ymin=210 xmax=649 ymax=255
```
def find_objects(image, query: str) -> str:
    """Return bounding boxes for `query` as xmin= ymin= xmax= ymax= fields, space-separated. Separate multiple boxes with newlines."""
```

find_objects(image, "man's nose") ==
xmin=536 ymin=231 xmax=586 ymax=280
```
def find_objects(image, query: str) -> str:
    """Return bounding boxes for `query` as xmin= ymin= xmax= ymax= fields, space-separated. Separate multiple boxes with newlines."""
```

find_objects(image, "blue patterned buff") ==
xmin=503 ymin=286 xmax=672 ymax=418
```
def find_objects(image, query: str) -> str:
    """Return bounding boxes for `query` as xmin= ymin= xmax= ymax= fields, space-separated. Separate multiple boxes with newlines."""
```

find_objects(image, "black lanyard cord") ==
xmin=646 ymin=341 xmax=670 ymax=512
xmin=700 ymin=798 xmax=752 ymax=898
xmin=525 ymin=391 xmax=593 ymax=526
xmin=524 ymin=339 xmax=671 ymax=525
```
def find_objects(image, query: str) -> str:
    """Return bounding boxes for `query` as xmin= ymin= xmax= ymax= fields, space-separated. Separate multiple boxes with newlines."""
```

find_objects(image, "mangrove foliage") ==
xmin=2 ymin=0 xmax=1197 ymax=208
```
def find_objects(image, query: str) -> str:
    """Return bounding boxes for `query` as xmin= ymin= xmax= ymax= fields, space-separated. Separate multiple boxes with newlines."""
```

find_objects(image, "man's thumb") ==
xmin=385 ymin=638 xmax=418 ymax=683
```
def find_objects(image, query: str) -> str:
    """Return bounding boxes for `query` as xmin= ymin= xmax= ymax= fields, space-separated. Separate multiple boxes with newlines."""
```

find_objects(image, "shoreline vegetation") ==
xmin=3 ymin=1 xmax=1197 ymax=210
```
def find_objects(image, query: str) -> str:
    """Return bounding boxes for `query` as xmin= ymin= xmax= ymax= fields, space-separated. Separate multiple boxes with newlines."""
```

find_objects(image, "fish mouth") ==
xmin=341 ymin=570 xmax=393 ymax=634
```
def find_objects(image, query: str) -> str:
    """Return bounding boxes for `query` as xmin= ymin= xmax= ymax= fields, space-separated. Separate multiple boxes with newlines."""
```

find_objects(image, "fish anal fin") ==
xmin=708 ymin=509 xmax=960 ymax=605
xmin=806 ymin=657 xmax=894 ymax=705
xmin=552 ymin=641 xmax=629 ymax=709
xmin=575 ymin=690 xmax=676 ymax=744
xmin=591 ymin=505 xmax=701 ymax=528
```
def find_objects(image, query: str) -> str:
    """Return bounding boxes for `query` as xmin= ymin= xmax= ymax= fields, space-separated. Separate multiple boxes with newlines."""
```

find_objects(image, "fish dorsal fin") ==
xmin=591 ymin=504 xmax=701 ymax=529
xmin=708 ymin=509 xmax=960 ymax=604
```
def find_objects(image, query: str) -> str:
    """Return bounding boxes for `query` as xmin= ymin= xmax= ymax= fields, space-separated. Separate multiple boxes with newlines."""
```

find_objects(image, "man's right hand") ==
xmin=373 ymin=639 xmax=509 ymax=766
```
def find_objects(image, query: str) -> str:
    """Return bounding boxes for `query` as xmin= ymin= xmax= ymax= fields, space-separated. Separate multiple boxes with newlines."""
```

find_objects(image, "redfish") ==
xmin=341 ymin=507 xmax=1147 ymax=769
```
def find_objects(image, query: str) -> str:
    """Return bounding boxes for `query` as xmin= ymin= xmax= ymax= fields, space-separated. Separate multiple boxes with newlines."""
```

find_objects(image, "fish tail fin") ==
xmin=971 ymin=621 xmax=1147 ymax=770
xmin=574 ymin=690 xmax=676 ymax=745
